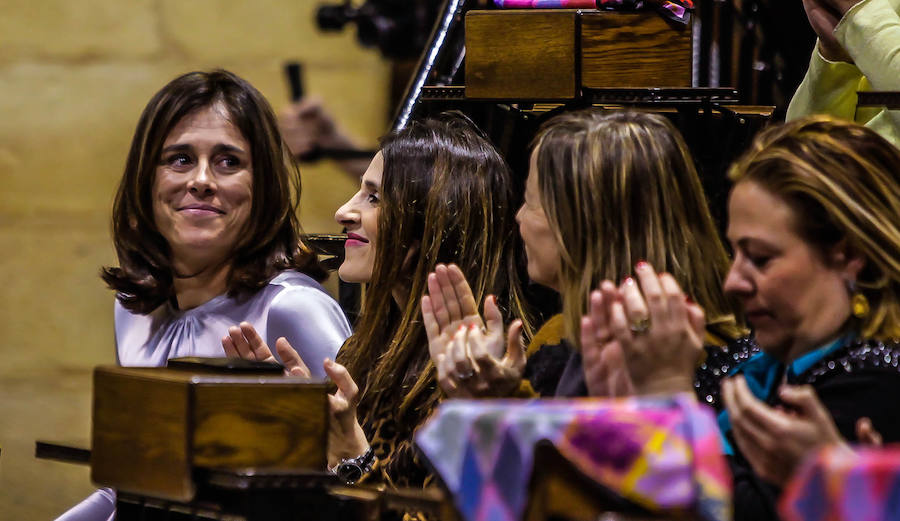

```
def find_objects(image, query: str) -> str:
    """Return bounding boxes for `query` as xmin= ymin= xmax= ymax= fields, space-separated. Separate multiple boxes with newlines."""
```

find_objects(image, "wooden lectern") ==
xmin=91 ymin=363 xmax=329 ymax=502
xmin=65 ymin=360 xmax=457 ymax=520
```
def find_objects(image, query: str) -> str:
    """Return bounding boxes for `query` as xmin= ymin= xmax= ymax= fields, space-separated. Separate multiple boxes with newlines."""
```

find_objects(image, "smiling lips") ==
xmin=345 ymin=232 xmax=369 ymax=247
xmin=178 ymin=203 xmax=225 ymax=215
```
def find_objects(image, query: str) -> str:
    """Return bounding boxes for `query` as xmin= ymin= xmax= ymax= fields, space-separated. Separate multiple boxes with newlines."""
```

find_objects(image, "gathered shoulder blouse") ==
xmin=115 ymin=270 xmax=351 ymax=376
xmin=56 ymin=271 xmax=350 ymax=521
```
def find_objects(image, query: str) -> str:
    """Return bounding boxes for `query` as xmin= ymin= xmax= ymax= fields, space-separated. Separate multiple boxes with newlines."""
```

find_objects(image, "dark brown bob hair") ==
xmin=102 ymin=69 xmax=322 ymax=314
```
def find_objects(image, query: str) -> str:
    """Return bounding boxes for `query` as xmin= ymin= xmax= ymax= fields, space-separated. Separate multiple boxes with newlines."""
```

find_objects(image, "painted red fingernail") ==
xmin=624 ymin=277 xmax=635 ymax=285
xmin=636 ymin=260 xmax=648 ymax=269
xmin=459 ymin=325 xmax=466 ymax=331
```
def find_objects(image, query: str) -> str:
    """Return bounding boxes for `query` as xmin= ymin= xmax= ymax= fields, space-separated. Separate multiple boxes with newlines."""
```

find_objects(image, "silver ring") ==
xmin=457 ymin=370 xmax=475 ymax=380
xmin=628 ymin=317 xmax=651 ymax=334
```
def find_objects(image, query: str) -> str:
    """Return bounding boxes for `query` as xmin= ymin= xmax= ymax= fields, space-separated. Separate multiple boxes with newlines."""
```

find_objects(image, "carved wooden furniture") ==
xmin=466 ymin=9 xmax=693 ymax=100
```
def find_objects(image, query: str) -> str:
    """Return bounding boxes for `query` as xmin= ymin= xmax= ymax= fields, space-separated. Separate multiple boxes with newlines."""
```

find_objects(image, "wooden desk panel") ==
xmin=466 ymin=10 xmax=578 ymax=100
xmin=581 ymin=12 xmax=692 ymax=89
xmin=465 ymin=9 xmax=693 ymax=100
xmin=91 ymin=366 xmax=328 ymax=502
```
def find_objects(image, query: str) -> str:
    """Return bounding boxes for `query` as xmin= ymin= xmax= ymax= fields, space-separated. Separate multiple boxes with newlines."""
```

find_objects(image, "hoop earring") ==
xmin=848 ymin=280 xmax=870 ymax=318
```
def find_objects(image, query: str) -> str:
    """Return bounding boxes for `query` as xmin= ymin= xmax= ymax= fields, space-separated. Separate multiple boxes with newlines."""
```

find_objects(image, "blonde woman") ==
xmin=423 ymin=109 xmax=747 ymax=400
xmin=587 ymin=116 xmax=900 ymax=520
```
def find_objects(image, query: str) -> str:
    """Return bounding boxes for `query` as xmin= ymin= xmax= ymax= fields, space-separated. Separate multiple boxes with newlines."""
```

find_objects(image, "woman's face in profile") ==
xmin=335 ymin=151 xmax=382 ymax=283
xmin=723 ymin=181 xmax=858 ymax=361
xmin=516 ymin=147 xmax=561 ymax=290
xmin=153 ymin=102 xmax=253 ymax=272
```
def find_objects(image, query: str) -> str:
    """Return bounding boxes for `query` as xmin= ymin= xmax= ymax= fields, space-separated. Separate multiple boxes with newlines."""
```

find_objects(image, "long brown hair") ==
xmin=338 ymin=113 xmax=531 ymax=425
xmin=532 ymin=109 xmax=742 ymax=346
xmin=729 ymin=116 xmax=900 ymax=339
xmin=102 ymin=70 xmax=322 ymax=314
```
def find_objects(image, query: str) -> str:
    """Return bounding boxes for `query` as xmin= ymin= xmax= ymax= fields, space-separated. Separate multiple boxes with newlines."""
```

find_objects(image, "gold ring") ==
xmin=628 ymin=317 xmax=651 ymax=334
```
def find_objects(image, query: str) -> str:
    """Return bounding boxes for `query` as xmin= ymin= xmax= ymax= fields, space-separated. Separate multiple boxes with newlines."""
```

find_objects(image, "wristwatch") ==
xmin=331 ymin=447 xmax=375 ymax=484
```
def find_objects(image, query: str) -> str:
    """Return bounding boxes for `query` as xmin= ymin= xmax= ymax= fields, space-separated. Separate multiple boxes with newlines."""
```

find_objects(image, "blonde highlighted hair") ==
xmin=532 ymin=109 xmax=742 ymax=347
xmin=729 ymin=116 xmax=900 ymax=340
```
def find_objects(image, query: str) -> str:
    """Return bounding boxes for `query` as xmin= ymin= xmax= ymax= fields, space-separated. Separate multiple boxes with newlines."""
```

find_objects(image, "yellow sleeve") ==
xmin=786 ymin=43 xmax=865 ymax=123
xmin=835 ymin=0 xmax=900 ymax=92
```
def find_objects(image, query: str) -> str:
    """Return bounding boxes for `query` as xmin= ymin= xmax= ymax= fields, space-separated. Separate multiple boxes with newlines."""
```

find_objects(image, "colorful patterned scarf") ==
xmin=415 ymin=394 xmax=731 ymax=521
xmin=781 ymin=445 xmax=900 ymax=521
xmin=492 ymin=0 xmax=694 ymax=24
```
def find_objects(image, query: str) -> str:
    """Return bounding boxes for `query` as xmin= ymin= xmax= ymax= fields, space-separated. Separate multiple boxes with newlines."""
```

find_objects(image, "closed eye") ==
xmin=748 ymin=255 xmax=771 ymax=269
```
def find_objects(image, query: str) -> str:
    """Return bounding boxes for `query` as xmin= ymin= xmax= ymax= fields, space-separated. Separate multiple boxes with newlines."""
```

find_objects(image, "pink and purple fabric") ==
xmin=780 ymin=446 xmax=900 ymax=521
xmin=415 ymin=393 xmax=732 ymax=521
xmin=491 ymin=0 xmax=694 ymax=24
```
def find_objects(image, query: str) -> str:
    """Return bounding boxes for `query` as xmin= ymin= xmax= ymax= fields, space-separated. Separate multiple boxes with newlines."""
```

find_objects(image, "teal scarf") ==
xmin=716 ymin=335 xmax=849 ymax=455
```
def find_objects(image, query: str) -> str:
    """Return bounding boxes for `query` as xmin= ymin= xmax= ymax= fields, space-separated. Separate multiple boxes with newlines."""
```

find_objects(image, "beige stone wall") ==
xmin=0 ymin=1 xmax=389 ymax=517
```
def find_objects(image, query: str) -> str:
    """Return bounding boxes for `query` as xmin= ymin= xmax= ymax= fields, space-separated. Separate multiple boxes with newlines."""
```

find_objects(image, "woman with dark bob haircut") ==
xmin=58 ymin=70 xmax=350 ymax=520
xmin=226 ymin=113 xmax=532 ymax=498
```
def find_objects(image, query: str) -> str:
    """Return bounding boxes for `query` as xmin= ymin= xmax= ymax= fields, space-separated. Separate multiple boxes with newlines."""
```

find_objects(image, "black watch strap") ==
xmin=332 ymin=447 xmax=375 ymax=484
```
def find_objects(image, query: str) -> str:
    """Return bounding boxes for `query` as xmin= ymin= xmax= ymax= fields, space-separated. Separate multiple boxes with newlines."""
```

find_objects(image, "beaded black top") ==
xmin=799 ymin=337 xmax=900 ymax=382
xmin=695 ymin=336 xmax=759 ymax=410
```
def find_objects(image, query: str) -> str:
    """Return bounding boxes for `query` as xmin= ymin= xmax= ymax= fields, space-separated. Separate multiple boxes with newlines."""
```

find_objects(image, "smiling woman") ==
xmin=152 ymin=102 xmax=254 ymax=277
xmin=334 ymin=151 xmax=382 ymax=283
xmin=224 ymin=113 xmax=532 ymax=502
xmin=58 ymin=70 xmax=351 ymax=521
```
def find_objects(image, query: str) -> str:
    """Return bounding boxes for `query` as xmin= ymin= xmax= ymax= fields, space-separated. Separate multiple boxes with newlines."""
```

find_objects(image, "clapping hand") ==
xmin=421 ymin=263 xmax=526 ymax=398
xmin=222 ymin=322 xmax=310 ymax=376
xmin=722 ymin=376 xmax=848 ymax=486
xmin=582 ymin=262 xmax=705 ymax=396
xmin=222 ymin=323 xmax=369 ymax=466
xmin=581 ymin=282 xmax=635 ymax=397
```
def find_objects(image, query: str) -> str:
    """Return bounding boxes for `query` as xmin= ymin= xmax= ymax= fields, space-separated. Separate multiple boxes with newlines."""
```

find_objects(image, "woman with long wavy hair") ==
xmin=423 ymin=109 xmax=745 ymax=400
xmin=225 ymin=112 xmax=531 ymax=491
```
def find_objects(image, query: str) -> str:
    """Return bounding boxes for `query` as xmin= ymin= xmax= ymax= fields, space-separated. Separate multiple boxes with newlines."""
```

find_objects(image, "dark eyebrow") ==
xmin=212 ymin=143 xmax=247 ymax=155
xmin=160 ymin=143 xmax=247 ymax=155
xmin=364 ymin=180 xmax=380 ymax=191
xmin=161 ymin=143 xmax=192 ymax=154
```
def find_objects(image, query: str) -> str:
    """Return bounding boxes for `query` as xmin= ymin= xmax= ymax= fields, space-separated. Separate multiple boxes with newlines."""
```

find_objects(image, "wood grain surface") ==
xmin=90 ymin=366 xmax=328 ymax=502
xmin=465 ymin=9 xmax=693 ymax=100
xmin=91 ymin=367 xmax=194 ymax=500
xmin=581 ymin=12 xmax=692 ymax=88
xmin=466 ymin=10 xmax=578 ymax=100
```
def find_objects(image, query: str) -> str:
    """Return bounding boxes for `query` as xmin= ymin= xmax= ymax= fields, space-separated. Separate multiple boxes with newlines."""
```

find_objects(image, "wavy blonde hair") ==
xmin=533 ymin=109 xmax=742 ymax=347
xmin=729 ymin=116 xmax=900 ymax=339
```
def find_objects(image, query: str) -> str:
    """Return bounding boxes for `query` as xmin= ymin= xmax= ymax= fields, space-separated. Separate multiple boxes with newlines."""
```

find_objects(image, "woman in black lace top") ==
xmin=585 ymin=116 xmax=900 ymax=520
